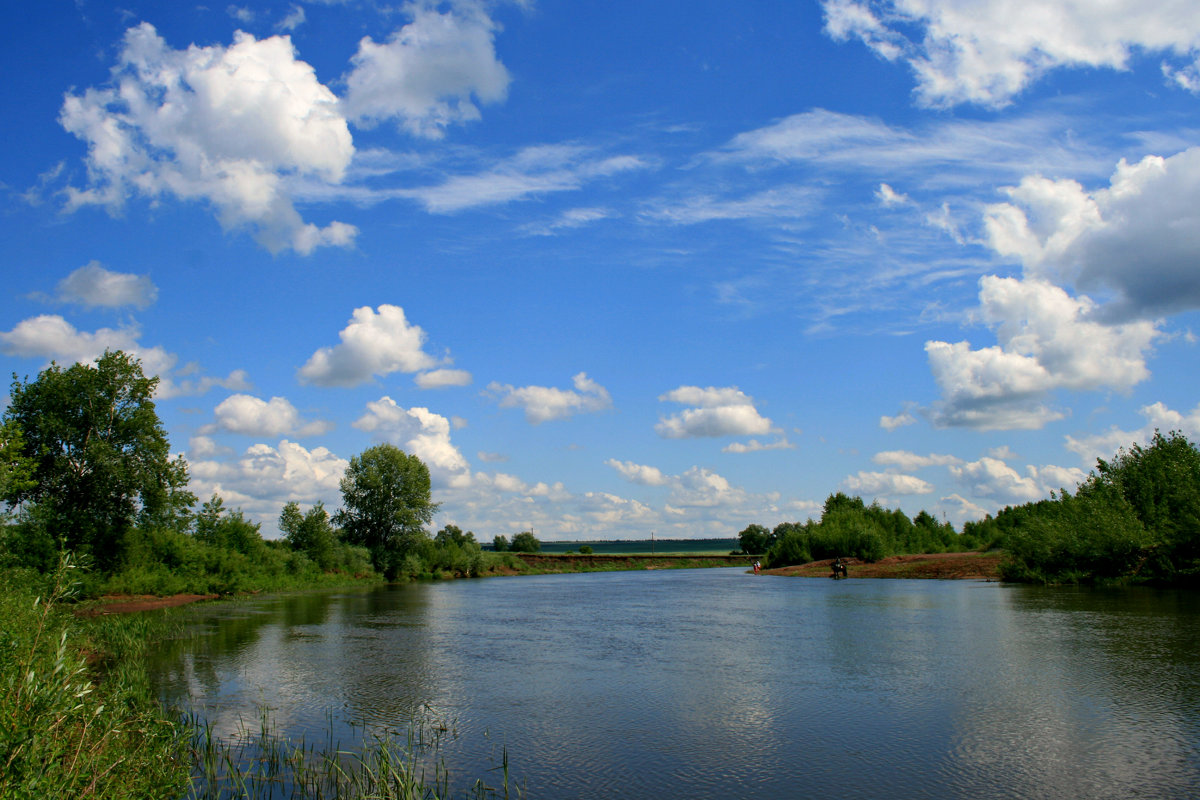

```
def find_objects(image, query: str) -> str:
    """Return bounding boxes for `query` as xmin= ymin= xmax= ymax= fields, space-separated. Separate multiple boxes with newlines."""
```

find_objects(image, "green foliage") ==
xmin=0 ymin=421 xmax=35 ymax=513
xmin=0 ymin=557 xmax=191 ymax=798
xmin=579 ymin=545 xmax=594 ymax=554
xmin=0 ymin=514 xmax=60 ymax=573
xmin=414 ymin=535 xmax=484 ymax=578
xmin=101 ymin=521 xmax=376 ymax=596
xmin=762 ymin=495 xmax=973 ymax=568
xmin=1000 ymin=486 xmax=1150 ymax=583
xmin=194 ymin=495 xmax=262 ymax=556
xmin=510 ymin=531 xmax=540 ymax=552
xmin=737 ymin=523 xmax=771 ymax=554
xmin=1093 ymin=430 xmax=1200 ymax=580
xmin=492 ymin=534 xmax=509 ymax=552
xmin=335 ymin=444 xmax=438 ymax=579
xmin=766 ymin=522 xmax=812 ymax=568
xmin=3 ymin=351 xmax=194 ymax=570
xmin=435 ymin=524 xmax=477 ymax=547
xmin=279 ymin=501 xmax=337 ymax=571
xmin=999 ymin=430 xmax=1200 ymax=584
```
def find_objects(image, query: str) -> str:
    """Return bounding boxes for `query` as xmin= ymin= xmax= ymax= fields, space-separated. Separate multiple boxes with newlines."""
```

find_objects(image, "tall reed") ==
xmin=186 ymin=706 xmax=520 ymax=800
xmin=0 ymin=555 xmax=191 ymax=799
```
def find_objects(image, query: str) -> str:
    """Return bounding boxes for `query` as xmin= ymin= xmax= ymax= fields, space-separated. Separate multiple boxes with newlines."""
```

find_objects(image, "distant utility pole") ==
xmin=651 ymin=530 xmax=655 ymax=554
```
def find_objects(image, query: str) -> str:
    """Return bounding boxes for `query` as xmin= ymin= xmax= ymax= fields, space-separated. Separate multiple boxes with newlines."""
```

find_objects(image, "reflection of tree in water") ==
xmin=151 ymin=591 xmax=345 ymax=720
xmin=332 ymin=584 xmax=439 ymax=729
xmin=150 ymin=584 xmax=446 ymax=744
xmin=151 ymin=602 xmax=285 ymax=709
xmin=1011 ymin=586 xmax=1200 ymax=713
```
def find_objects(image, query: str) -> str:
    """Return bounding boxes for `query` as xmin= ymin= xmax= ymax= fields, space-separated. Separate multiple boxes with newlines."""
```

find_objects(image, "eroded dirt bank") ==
xmin=766 ymin=552 xmax=1002 ymax=580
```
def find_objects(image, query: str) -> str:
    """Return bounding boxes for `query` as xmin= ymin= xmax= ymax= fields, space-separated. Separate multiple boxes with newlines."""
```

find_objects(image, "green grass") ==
xmin=0 ymin=557 xmax=192 ymax=799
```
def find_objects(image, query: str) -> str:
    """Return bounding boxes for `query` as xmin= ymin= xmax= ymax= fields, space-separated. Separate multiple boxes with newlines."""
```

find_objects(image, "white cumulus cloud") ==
xmin=488 ymin=372 xmax=612 ymax=424
xmin=353 ymin=397 xmax=471 ymax=487
xmin=415 ymin=368 xmax=472 ymax=389
xmin=605 ymin=459 xmax=671 ymax=486
xmin=54 ymin=262 xmax=157 ymax=309
xmin=949 ymin=456 xmax=1084 ymax=505
xmin=343 ymin=4 xmax=510 ymax=138
xmin=205 ymin=394 xmax=333 ymax=438
xmin=187 ymin=439 xmax=348 ymax=530
xmin=59 ymin=23 xmax=356 ymax=254
xmin=985 ymin=148 xmax=1200 ymax=320
xmin=1064 ymin=401 xmax=1200 ymax=468
xmin=842 ymin=471 xmax=935 ymax=496
xmin=656 ymin=385 xmax=773 ymax=439
xmin=298 ymin=305 xmax=441 ymax=387
xmin=925 ymin=276 xmax=1159 ymax=429
xmin=872 ymin=450 xmax=962 ymax=471
xmin=822 ymin=0 xmax=1200 ymax=108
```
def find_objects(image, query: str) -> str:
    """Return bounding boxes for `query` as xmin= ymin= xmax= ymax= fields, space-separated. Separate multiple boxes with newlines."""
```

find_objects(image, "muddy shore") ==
xmin=767 ymin=552 xmax=1003 ymax=580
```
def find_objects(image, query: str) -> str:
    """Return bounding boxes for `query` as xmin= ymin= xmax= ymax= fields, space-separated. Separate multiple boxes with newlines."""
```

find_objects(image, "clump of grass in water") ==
xmin=187 ymin=706 xmax=521 ymax=799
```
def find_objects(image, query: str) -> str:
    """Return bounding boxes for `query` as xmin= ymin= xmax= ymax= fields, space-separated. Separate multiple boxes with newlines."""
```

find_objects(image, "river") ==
xmin=151 ymin=568 xmax=1200 ymax=799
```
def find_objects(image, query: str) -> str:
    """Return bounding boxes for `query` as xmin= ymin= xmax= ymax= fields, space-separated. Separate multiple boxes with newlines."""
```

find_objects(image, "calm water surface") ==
xmin=152 ymin=569 xmax=1200 ymax=799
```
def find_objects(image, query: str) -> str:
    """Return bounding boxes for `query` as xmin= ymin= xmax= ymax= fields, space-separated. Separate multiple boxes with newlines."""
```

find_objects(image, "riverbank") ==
xmin=767 ymin=551 xmax=1003 ymax=580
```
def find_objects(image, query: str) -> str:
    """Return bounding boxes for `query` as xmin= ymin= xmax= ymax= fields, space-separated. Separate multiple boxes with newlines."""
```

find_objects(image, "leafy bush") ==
xmin=510 ymin=531 xmax=540 ymax=552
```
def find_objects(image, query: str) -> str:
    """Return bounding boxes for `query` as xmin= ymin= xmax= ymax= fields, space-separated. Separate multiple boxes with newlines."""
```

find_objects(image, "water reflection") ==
xmin=152 ymin=571 xmax=1200 ymax=799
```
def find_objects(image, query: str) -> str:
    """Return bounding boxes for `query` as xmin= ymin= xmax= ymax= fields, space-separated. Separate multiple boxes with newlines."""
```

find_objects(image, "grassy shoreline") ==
xmin=2 ymin=561 xmax=522 ymax=799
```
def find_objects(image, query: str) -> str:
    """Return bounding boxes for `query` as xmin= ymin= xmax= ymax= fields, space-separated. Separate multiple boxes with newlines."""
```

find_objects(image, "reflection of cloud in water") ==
xmin=156 ymin=587 xmax=438 ymax=742
xmin=152 ymin=573 xmax=1200 ymax=799
xmin=943 ymin=587 xmax=1200 ymax=798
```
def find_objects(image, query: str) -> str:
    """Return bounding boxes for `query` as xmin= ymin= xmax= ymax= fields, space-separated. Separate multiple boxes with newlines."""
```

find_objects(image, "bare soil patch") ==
xmin=77 ymin=593 xmax=220 ymax=617
xmin=767 ymin=552 xmax=1002 ymax=581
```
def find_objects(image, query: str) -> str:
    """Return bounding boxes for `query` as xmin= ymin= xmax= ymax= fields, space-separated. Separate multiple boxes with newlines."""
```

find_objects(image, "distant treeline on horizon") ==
xmin=485 ymin=538 xmax=740 ymax=554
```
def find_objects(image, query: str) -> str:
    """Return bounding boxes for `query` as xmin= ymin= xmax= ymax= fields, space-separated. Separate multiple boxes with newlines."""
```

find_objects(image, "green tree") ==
xmin=2 ymin=351 xmax=193 ymax=569
xmin=280 ymin=501 xmax=337 ymax=570
xmin=335 ymin=444 xmax=438 ymax=578
xmin=492 ymin=534 xmax=510 ymax=552
xmin=195 ymin=495 xmax=262 ymax=556
xmin=0 ymin=421 xmax=35 ymax=507
xmin=435 ymin=524 xmax=476 ymax=547
xmin=737 ymin=523 xmax=771 ymax=554
xmin=510 ymin=531 xmax=540 ymax=552
xmin=1092 ymin=430 xmax=1200 ymax=579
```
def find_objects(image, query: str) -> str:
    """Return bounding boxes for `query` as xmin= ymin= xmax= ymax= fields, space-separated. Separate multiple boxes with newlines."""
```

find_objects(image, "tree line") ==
xmin=740 ymin=430 xmax=1200 ymax=586
xmin=739 ymin=493 xmax=980 ymax=569
xmin=0 ymin=350 xmax=539 ymax=594
xmin=966 ymin=430 xmax=1200 ymax=585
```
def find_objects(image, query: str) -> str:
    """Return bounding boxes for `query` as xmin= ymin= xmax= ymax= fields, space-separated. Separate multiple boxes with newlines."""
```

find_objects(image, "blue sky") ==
xmin=3 ymin=0 xmax=1200 ymax=540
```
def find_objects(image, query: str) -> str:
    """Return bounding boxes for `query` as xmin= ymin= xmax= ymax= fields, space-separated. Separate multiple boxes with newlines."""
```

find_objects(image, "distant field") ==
xmin=529 ymin=538 xmax=740 ymax=555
